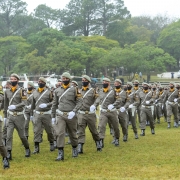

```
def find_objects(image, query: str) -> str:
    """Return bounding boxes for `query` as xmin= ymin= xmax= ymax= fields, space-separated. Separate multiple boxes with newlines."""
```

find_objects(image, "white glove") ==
xmin=68 ymin=111 xmax=75 ymax=119
xmin=52 ymin=118 xmax=56 ymax=125
xmin=27 ymin=105 xmax=31 ymax=109
xmin=8 ymin=105 xmax=16 ymax=110
xmin=90 ymin=105 xmax=96 ymax=112
xmin=146 ymin=101 xmax=150 ymax=105
xmin=30 ymin=116 xmax=33 ymax=121
xmin=108 ymin=104 xmax=114 ymax=110
xmin=174 ymin=98 xmax=178 ymax=102
xmin=39 ymin=103 xmax=47 ymax=108
xmin=120 ymin=107 xmax=125 ymax=112
xmin=155 ymin=100 xmax=158 ymax=103
xmin=129 ymin=104 xmax=134 ymax=108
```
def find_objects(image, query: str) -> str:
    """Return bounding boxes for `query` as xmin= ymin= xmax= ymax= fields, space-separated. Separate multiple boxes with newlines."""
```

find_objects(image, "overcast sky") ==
xmin=24 ymin=0 xmax=180 ymax=18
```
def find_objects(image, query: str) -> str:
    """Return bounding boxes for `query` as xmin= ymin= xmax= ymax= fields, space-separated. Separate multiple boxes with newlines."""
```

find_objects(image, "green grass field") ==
xmin=1 ymin=116 xmax=180 ymax=180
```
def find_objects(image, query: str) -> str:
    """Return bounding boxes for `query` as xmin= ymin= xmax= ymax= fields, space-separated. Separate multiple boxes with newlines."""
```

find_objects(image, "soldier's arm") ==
xmin=4 ymin=91 xmax=9 ymax=118
xmin=73 ymin=87 xmax=83 ymax=112
xmin=51 ymin=90 xmax=58 ymax=118
xmin=31 ymin=93 xmax=36 ymax=116
xmin=46 ymin=91 xmax=53 ymax=107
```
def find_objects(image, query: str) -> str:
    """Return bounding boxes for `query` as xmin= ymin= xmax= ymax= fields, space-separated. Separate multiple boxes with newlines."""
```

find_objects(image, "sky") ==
xmin=24 ymin=0 xmax=180 ymax=18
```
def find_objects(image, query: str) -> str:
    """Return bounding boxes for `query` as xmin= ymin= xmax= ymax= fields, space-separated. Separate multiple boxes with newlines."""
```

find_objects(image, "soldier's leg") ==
xmin=2 ymin=118 xmax=8 ymax=146
xmin=24 ymin=113 xmax=30 ymax=139
xmin=130 ymin=110 xmax=138 ymax=138
xmin=108 ymin=119 xmax=114 ymax=135
xmin=166 ymin=104 xmax=173 ymax=128
xmin=98 ymin=112 xmax=108 ymax=140
xmin=178 ymin=106 xmax=180 ymax=125
xmin=139 ymin=107 xmax=147 ymax=136
xmin=172 ymin=104 xmax=178 ymax=127
xmin=163 ymin=103 xmax=167 ymax=121
xmin=118 ymin=111 xmax=128 ymax=138
xmin=147 ymin=109 xmax=155 ymax=134
xmin=137 ymin=106 xmax=141 ymax=123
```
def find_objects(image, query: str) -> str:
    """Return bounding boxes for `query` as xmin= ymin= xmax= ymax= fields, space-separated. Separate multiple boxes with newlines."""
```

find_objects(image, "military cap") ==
xmin=134 ymin=80 xmax=139 ymax=83
xmin=127 ymin=82 xmax=133 ymax=86
xmin=82 ymin=75 xmax=91 ymax=82
xmin=103 ymin=78 xmax=111 ymax=82
xmin=39 ymin=77 xmax=47 ymax=83
xmin=72 ymin=81 xmax=78 ymax=86
xmin=11 ymin=73 xmax=20 ymax=80
xmin=114 ymin=79 xmax=122 ymax=83
xmin=58 ymin=79 xmax=62 ymax=82
xmin=61 ymin=72 xmax=72 ymax=80
xmin=176 ymin=83 xmax=180 ymax=86
xmin=28 ymin=81 xmax=35 ymax=88
xmin=143 ymin=82 xmax=149 ymax=86
xmin=169 ymin=81 xmax=175 ymax=86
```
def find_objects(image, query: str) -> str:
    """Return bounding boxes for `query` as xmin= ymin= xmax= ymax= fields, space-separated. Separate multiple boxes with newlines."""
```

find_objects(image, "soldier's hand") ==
xmin=146 ymin=101 xmax=150 ymax=105
xmin=39 ymin=103 xmax=47 ymax=108
xmin=90 ymin=105 xmax=96 ymax=112
xmin=120 ymin=107 xmax=125 ymax=112
xmin=108 ymin=104 xmax=114 ymax=110
xmin=68 ymin=111 xmax=75 ymax=119
xmin=8 ymin=105 xmax=16 ymax=110
xmin=129 ymin=104 xmax=134 ymax=108
xmin=27 ymin=105 xmax=31 ymax=109
xmin=174 ymin=98 xmax=178 ymax=102
xmin=52 ymin=118 xmax=56 ymax=124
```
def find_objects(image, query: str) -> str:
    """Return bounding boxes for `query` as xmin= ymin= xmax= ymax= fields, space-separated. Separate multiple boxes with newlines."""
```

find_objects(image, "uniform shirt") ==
xmin=51 ymin=84 xmax=82 ymax=118
xmin=138 ymin=89 xmax=155 ymax=106
xmin=164 ymin=88 xmax=179 ymax=102
xmin=31 ymin=87 xmax=53 ymax=113
xmin=125 ymin=89 xmax=140 ymax=107
xmin=0 ymin=92 xmax=4 ymax=110
xmin=79 ymin=86 xmax=98 ymax=111
xmin=94 ymin=86 xmax=120 ymax=109
xmin=156 ymin=90 xmax=167 ymax=103
xmin=4 ymin=85 xmax=27 ymax=118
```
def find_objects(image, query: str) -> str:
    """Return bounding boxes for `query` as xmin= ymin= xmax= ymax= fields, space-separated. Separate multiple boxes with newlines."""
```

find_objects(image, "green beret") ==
xmin=72 ymin=81 xmax=78 ymax=86
xmin=114 ymin=79 xmax=122 ymax=83
xmin=28 ymin=81 xmax=35 ymax=88
xmin=11 ymin=73 xmax=20 ymax=80
xmin=103 ymin=78 xmax=110 ymax=82
xmin=39 ymin=77 xmax=47 ymax=83
xmin=82 ymin=75 xmax=91 ymax=82
xmin=127 ymin=82 xmax=133 ymax=86
xmin=62 ymin=72 xmax=72 ymax=80
xmin=134 ymin=80 xmax=139 ymax=83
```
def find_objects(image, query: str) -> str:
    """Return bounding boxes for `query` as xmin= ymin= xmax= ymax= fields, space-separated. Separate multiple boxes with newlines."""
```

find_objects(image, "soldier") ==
xmin=24 ymin=82 xmax=35 ymax=140
xmin=55 ymin=79 xmax=62 ymax=89
xmin=77 ymin=75 xmax=102 ymax=154
xmin=72 ymin=81 xmax=78 ymax=87
xmin=51 ymin=72 xmax=82 ymax=161
xmin=139 ymin=83 xmax=155 ymax=136
xmin=31 ymin=77 xmax=55 ymax=154
xmin=164 ymin=82 xmax=179 ymax=128
xmin=176 ymin=83 xmax=180 ymax=125
xmin=151 ymin=84 xmax=158 ymax=123
xmin=91 ymin=78 xmax=120 ymax=147
xmin=4 ymin=74 xmax=31 ymax=160
xmin=0 ymin=86 xmax=9 ymax=169
xmin=126 ymin=82 xmax=140 ymax=139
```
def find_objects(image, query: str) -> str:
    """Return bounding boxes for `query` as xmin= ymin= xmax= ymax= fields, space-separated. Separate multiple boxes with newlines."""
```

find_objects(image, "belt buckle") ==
xmin=13 ymin=112 xmax=17 ymax=116
xmin=85 ymin=111 xmax=89 ymax=114
xmin=40 ymin=112 xmax=44 ymax=115
xmin=63 ymin=112 xmax=68 ymax=116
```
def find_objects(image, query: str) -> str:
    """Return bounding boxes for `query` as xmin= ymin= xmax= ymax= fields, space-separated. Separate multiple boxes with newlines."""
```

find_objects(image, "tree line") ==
xmin=0 ymin=0 xmax=179 ymax=80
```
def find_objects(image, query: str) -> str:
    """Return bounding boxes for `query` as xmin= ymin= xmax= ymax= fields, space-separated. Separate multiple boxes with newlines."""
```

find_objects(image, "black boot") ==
xmin=56 ymin=149 xmax=64 ymax=161
xmin=50 ymin=142 xmax=55 ymax=151
xmin=33 ymin=142 xmax=39 ymax=154
xmin=100 ymin=139 xmax=104 ymax=148
xmin=151 ymin=129 xmax=155 ymax=135
xmin=3 ymin=157 xmax=10 ymax=169
xmin=123 ymin=135 xmax=128 ymax=142
xmin=7 ymin=150 xmax=12 ymax=160
xmin=174 ymin=122 xmax=178 ymax=128
xmin=72 ymin=147 xmax=78 ymax=158
xmin=77 ymin=143 xmax=83 ymax=154
xmin=134 ymin=133 xmax=139 ymax=139
xmin=25 ymin=148 xmax=31 ymax=157
xmin=167 ymin=122 xmax=171 ymax=129
xmin=140 ymin=129 xmax=145 ymax=136
xmin=96 ymin=141 xmax=102 ymax=151
xmin=114 ymin=138 xmax=119 ymax=147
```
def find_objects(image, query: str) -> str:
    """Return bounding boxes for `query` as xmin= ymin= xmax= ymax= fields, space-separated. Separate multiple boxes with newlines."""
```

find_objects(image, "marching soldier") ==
xmin=91 ymin=78 xmax=120 ymax=147
xmin=77 ymin=75 xmax=102 ymax=154
xmin=0 ymin=86 xmax=9 ymax=169
xmin=24 ymin=82 xmax=35 ymax=140
xmin=164 ymin=82 xmax=179 ymax=128
xmin=139 ymin=83 xmax=155 ymax=136
xmin=51 ymin=72 xmax=82 ymax=161
xmin=4 ymin=74 xmax=31 ymax=160
xmin=31 ymin=77 xmax=55 ymax=154
xmin=176 ymin=83 xmax=180 ymax=125
xmin=72 ymin=81 xmax=78 ymax=87
xmin=126 ymin=82 xmax=139 ymax=139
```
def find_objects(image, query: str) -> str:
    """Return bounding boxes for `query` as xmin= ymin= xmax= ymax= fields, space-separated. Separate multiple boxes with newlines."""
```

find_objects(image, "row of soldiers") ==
xmin=0 ymin=72 xmax=179 ymax=169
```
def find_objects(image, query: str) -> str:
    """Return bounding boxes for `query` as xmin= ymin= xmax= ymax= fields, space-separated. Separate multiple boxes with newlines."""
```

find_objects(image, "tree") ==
xmin=0 ymin=0 xmax=28 ymax=36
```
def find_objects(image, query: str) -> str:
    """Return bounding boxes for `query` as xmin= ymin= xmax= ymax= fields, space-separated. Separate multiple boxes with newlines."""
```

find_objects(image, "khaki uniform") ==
xmin=139 ymin=90 xmax=155 ymax=130
xmin=164 ymin=89 xmax=179 ymax=125
xmin=31 ymin=87 xmax=54 ymax=143
xmin=78 ymin=86 xmax=100 ymax=144
xmin=4 ymin=86 xmax=30 ymax=151
xmin=94 ymin=87 xmax=120 ymax=143
xmin=51 ymin=85 xmax=82 ymax=148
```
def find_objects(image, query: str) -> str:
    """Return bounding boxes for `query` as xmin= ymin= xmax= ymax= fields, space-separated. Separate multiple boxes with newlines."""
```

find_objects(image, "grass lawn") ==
xmin=1 ymin=116 xmax=180 ymax=180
